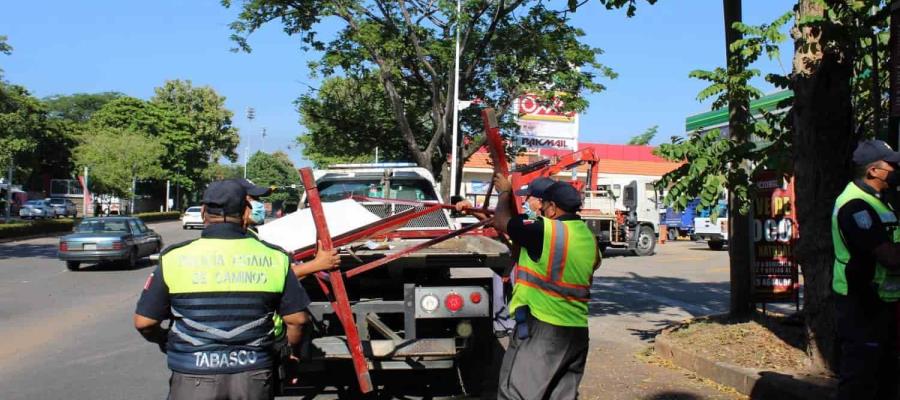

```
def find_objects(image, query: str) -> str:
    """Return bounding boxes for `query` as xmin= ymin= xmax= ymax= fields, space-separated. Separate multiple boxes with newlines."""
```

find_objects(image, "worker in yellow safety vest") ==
xmin=491 ymin=173 xmax=601 ymax=400
xmin=831 ymin=139 xmax=900 ymax=400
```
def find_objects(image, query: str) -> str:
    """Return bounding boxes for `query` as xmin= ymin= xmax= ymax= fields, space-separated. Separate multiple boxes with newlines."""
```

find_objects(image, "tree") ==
xmin=43 ymin=92 xmax=124 ymax=123
xmin=74 ymin=128 xmax=166 ymax=201
xmin=0 ymin=35 xmax=11 ymax=78
xmin=204 ymin=163 xmax=245 ymax=182
xmin=626 ymin=125 xmax=657 ymax=145
xmin=151 ymin=79 xmax=241 ymax=162
xmin=224 ymin=0 xmax=633 ymax=196
xmin=297 ymin=74 xmax=414 ymax=167
xmin=246 ymin=151 xmax=301 ymax=205
xmin=89 ymin=96 xmax=205 ymax=191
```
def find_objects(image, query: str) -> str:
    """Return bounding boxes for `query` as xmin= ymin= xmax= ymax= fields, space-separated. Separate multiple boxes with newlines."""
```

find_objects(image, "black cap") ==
xmin=236 ymin=178 xmax=272 ymax=197
xmin=853 ymin=140 xmax=900 ymax=166
xmin=543 ymin=182 xmax=582 ymax=213
xmin=201 ymin=180 xmax=248 ymax=215
xmin=515 ymin=177 xmax=556 ymax=197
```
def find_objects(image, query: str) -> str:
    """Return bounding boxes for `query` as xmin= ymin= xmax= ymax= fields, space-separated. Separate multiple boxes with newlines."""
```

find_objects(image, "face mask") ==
xmin=249 ymin=200 xmax=266 ymax=225
xmin=888 ymin=169 xmax=900 ymax=187
xmin=523 ymin=202 xmax=537 ymax=220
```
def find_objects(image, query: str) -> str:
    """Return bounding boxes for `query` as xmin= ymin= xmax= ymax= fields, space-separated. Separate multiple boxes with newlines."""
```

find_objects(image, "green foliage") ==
xmin=297 ymin=74 xmax=414 ymax=167
xmin=627 ymin=125 xmax=657 ymax=145
xmin=0 ymin=219 xmax=76 ymax=240
xmin=74 ymin=128 xmax=166 ymax=199
xmin=151 ymin=79 xmax=241 ymax=162
xmin=88 ymin=96 xmax=205 ymax=191
xmin=134 ymin=211 xmax=182 ymax=222
xmin=224 ymin=0 xmax=615 ymax=179
xmin=0 ymin=83 xmax=45 ymax=165
xmin=246 ymin=151 xmax=301 ymax=204
xmin=656 ymin=12 xmax=793 ymax=217
xmin=586 ymin=0 xmax=658 ymax=16
xmin=43 ymin=92 xmax=124 ymax=123
xmin=0 ymin=35 xmax=11 ymax=78
xmin=204 ymin=163 xmax=245 ymax=182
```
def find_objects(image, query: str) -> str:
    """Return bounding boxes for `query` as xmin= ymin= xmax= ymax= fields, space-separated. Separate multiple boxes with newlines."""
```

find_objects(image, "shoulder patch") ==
xmin=853 ymin=210 xmax=873 ymax=230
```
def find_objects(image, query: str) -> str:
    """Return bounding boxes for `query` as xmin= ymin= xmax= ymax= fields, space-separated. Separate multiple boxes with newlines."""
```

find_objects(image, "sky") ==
xmin=0 ymin=1 xmax=795 ymax=168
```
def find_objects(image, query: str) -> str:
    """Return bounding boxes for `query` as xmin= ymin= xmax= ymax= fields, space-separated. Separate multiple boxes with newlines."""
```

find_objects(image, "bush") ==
xmin=0 ymin=219 xmax=77 ymax=240
xmin=134 ymin=211 xmax=182 ymax=222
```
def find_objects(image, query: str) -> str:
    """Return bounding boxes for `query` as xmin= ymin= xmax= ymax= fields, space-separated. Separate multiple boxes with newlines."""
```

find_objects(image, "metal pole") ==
xmin=244 ymin=144 xmax=249 ymax=179
xmin=165 ymin=180 xmax=170 ymax=212
xmin=83 ymin=166 xmax=89 ymax=217
xmin=5 ymin=159 xmax=12 ymax=223
xmin=131 ymin=176 xmax=136 ymax=215
xmin=449 ymin=0 xmax=462 ymax=198
xmin=375 ymin=147 xmax=379 ymax=163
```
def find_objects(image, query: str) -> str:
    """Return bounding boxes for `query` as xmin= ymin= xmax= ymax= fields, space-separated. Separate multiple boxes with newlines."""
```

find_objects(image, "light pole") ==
xmin=245 ymin=107 xmax=256 ymax=179
xmin=449 ymin=0 xmax=462 ymax=198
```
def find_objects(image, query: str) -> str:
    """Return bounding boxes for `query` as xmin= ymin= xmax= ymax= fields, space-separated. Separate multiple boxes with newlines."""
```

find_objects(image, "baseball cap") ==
xmin=515 ymin=177 xmax=556 ymax=197
xmin=543 ymin=182 xmax=582 ymax=213
xmin=235 ymin=178 xmax=272 ymax=197
xmin=201 ymin=180 xmax=248 ymax=215
xmin=852 ymin=139 xmax=900 ymax=166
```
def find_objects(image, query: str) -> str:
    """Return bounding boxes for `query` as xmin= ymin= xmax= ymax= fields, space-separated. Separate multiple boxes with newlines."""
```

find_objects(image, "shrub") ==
xmin=134 ymin=211 xmax=182 ymax=222
xmin=0 ymin=219 xmax=76 ymax=240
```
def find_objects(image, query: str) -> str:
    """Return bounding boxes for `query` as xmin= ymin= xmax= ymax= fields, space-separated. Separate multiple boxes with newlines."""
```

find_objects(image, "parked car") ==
xmin=19 ymin=200 xmax=56 ymax=219
xmin=58 ymin=217 xmax=163 ymax=271
xmin=48 ymin=197 xmax=78 ymax=218
xmin=181 ymin=206 xmax=203 ymax=229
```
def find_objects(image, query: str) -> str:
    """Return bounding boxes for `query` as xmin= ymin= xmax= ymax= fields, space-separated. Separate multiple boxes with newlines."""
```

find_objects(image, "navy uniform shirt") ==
xmin=506 ymin=214 xmax=582 ymax=263
xmin=135 ymin=223 xmax=310 ymax=321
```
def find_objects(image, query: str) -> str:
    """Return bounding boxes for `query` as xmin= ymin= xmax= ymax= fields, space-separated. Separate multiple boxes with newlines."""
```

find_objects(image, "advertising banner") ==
xmin=751 ymin=170 xmax=800 ymax=304
xmin=513 ymin=94 xmax=578 ymax=151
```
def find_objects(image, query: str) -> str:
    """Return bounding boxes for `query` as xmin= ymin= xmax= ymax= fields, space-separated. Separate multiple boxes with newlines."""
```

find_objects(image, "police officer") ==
xmin=832 ymin=139 xmax=900 ymax=399
xmin=491 ymin=173 xmax=600 ymax=400
xmin=134 ymin=179 xmax=311 ymax=400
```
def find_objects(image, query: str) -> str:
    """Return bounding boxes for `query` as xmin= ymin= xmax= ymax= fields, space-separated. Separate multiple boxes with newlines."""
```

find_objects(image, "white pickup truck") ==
xmin=693 ymin=200 xmax=729 ymax=250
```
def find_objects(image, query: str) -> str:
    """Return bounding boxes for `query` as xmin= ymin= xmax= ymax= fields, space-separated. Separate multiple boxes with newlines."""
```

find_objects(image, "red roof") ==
xmin=464 ymin=143 xmax=681 ymax=176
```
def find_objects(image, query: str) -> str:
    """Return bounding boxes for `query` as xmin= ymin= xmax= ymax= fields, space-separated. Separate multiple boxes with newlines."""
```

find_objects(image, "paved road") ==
xmin=0 ymin=224 xmax=734 ymax=399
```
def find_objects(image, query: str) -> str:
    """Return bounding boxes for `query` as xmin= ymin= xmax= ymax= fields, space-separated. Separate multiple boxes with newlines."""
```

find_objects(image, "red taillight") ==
xmin=111 ymin=241 xmax=124 ymax=250
xmin=59 ymin=242 xmax=68 ymax=251
xmin=469 ymin=292 xmax=482 ymax=304
xmin=445 ymin=293 xmax=464 ymax=312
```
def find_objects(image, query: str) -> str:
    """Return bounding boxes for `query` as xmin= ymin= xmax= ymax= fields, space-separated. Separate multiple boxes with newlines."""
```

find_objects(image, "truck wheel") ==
xmin=633 ymin=226 xmax=656 ymax=256
xmin=667 ymin=229 xmax=678 ymax=241
xmin=708 ymin=241 xmax=725 ymax=251
xmin=66 ymin=261 xmax=80 ymax=271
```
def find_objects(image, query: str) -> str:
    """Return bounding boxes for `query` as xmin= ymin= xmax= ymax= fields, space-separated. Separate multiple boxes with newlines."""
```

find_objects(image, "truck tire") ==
xmin=667 ymin=228 xmax=678 ymax=241
xmin=708 ymin=241 xmax=725 ymax=251
xmin=633 ymin=226 xmax=656 ymax=256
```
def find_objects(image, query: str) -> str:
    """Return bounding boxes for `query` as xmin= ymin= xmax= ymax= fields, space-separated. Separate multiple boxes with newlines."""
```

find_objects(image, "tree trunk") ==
xmin=792 ymin=0 xmax=856 ymax=371
xmin=723 ymin=0 xmax=753 ymax=317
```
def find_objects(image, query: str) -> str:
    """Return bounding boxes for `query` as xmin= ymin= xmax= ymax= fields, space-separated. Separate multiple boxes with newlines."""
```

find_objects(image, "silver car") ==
xmin=48 ymin=198 xmax=78 ymax=218
xmin=19 ymin=200 xmax=56 ymax=219
xmin=58 ymin=217 xmax=163 ymax=271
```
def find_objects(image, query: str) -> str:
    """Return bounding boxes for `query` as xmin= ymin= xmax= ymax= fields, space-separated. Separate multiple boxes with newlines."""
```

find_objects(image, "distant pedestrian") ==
xmin=831 ymin=140 xmax=900 ymax=399
xmin=134 ymin=179 xmax=311 ymax=400
xmin=491 ymin=173 xmax=600 ymax=399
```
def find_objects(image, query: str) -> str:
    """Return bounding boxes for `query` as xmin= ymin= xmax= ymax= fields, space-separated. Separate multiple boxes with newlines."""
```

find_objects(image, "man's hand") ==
xmin=493 ymin=173 xmax=512 ymax=193
xmin=313 ymin=240 xmax=340 ymax=270
xmin=455 ymin=200 xmax=475 ymax=212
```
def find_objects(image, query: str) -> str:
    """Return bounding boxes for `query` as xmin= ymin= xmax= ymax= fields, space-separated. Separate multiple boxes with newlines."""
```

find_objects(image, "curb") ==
xmin=0 ymin=218 xmax=181 ymax=244
xmin=655 ymin=324 xmax=836 ymax=400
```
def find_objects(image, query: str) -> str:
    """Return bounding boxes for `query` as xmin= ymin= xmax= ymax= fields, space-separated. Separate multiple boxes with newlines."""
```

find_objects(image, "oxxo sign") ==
xmin=751 ymin=171 xmax=799 ymax=304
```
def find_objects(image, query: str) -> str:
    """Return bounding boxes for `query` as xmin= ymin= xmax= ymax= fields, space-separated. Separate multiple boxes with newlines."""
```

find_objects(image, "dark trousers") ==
xmin=835 ymin=294 xmax=899 ymax=400
xmin=168 ymin=369 xmax=275 ymax=400
xmin=498 ymin=315 xmax=589 ymax=400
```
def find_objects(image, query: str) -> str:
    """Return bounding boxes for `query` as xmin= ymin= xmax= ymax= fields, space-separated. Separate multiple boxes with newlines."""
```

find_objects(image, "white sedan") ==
xmin=181 ymin=206 xmax=204 ymax=230
xmin=19 ymin=200 xmax=56 ymax=219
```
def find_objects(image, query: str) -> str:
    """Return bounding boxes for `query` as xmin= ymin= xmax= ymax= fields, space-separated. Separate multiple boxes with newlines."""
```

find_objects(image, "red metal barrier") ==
xmin=299 ymin=168 xmax=373 ymax=394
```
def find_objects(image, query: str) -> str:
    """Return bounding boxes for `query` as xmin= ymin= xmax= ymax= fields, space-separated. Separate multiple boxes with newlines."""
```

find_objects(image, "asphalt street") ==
xmin=0 ymin=222 xmax=735 ymax=399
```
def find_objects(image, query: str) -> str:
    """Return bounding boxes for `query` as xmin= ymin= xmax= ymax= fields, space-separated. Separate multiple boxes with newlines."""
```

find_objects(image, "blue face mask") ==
xmin=523 ymin=201 xmax=537 ymax=220
xmin=249 ymin=200 xmax=266 ymax=225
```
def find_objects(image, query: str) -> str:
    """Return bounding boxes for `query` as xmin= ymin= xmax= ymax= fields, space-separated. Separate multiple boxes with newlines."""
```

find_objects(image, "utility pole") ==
xmin=723 ymin=0 xmax=752 ymax=316
xmin=449 ymin=0 xmax=462 ymax=198
xmin=5 ymin=159 xmax=12 ymax=223
xmin=165 ymin=180 xmax=170 ymax=212
xmin=130 ymin=176 xmax=137 ymax=215
xmin=83 ymin=166 xmax=89 ymax=217
xmin=245 ymin=107 xmax=256 ymax=179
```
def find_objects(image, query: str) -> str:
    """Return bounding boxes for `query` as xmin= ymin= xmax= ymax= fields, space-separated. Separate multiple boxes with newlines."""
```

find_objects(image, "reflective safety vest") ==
xmin=832 ymin=182 xmax=900 ymax=302
xmin=160 ymin=237 xmax=290 ymax=374
xmin=246 ymin=228 xmax=285 ymax=340
xmin=509 ymin=218 xmax=599 ymax=327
